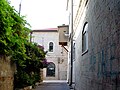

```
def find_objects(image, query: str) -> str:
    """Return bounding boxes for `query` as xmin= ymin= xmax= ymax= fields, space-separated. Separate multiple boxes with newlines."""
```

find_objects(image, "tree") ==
xmin=0 ymin=0 xmax=47 ymax=88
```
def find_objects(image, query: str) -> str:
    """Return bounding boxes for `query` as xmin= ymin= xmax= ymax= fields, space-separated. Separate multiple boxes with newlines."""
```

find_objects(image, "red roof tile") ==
xmin=31 ymin=28 xmax=58 ymax=32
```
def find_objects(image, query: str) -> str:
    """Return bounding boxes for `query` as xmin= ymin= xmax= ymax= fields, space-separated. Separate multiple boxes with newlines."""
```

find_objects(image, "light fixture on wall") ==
xmin=19 ymin=0 xmax=23 ymax=15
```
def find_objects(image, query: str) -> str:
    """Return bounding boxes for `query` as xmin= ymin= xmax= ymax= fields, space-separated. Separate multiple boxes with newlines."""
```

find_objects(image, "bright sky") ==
xmin=9 ymin=0 xmax=68 ymax=29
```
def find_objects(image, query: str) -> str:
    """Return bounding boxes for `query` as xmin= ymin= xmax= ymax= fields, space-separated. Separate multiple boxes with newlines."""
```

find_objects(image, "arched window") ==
xmin=49 ymin=42 xmax=53 ymax=52
xmin=46 ymin=62 xmax=55 ymax=77
xmin=82 ymin=22 xmax=88 ymax=54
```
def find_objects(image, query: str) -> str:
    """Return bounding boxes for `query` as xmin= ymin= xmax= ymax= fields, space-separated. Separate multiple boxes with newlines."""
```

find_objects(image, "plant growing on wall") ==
xmin=0 ymin=0 xmax=48 ymax=89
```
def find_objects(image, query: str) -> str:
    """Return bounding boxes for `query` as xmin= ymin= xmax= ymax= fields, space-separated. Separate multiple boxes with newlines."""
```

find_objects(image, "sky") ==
xmin=9 ymin=0 xmax=69 ymax=29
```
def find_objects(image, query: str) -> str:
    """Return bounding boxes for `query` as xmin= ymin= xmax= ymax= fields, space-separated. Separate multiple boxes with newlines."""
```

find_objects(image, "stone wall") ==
xmin=0 ymin=55 xmax=15 ymax=90
xmin=74 ymin=0 xmax=120 ymax=90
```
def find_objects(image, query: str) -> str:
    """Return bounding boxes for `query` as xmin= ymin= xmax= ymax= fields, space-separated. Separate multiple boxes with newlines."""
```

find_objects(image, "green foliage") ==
xmin=0 ymin=0 xmax=47 ymax=89
xmin=14 ymin=42 xmax=46 ymax=88
xmin=0 ymin=0 xmax=30 ymax=56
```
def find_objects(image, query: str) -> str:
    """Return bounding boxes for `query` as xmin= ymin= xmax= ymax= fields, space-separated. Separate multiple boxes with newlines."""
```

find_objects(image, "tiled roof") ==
xmin=42 ymin=28 xmax=58 ymax=30
xmin=31 ymin=28 xmax=58 ymax=32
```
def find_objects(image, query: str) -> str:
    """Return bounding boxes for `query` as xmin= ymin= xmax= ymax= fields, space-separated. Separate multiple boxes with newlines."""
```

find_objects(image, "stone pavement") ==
xmin=35 ymin=80 xmax=71 ymax=90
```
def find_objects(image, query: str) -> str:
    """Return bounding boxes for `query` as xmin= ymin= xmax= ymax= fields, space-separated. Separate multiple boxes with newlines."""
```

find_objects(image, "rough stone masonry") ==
xmin=0 ymin=56 xmax=15 ymax=90
xmin=74 ymin=0 xmax=120 ymax=90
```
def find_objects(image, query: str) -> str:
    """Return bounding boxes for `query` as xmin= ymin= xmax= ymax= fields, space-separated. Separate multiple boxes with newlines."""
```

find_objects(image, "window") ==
xmin=49 ymin=42 xmax=53 ymax=52
xmin=46 ymin=62 xmax=55 ymax=77
xmin=82 ymin=22 xmax=88 ymax=54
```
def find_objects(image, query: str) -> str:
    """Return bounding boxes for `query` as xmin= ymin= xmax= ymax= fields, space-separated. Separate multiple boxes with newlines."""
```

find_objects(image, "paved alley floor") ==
xmin=35 ymin=80 xmax=70 ymax=90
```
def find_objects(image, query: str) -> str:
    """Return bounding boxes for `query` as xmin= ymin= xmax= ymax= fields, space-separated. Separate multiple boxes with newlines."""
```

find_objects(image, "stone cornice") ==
xmin=73 ymin=0 xmax=88 ymax=32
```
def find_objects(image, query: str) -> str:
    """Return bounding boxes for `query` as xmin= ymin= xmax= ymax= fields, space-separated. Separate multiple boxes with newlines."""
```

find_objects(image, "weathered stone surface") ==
xmin=0 ymin=56 xmax=15 ymax=90
xmin=74 ymin=0 xmax=120 ymax=90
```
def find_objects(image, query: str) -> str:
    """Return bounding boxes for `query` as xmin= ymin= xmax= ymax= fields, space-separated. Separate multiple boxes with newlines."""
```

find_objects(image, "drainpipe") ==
xmin=69 ymin=0 xmax=73 ymax=87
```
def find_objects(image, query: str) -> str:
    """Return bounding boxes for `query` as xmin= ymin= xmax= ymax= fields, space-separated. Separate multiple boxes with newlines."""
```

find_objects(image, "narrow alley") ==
xmin=35 ymin=80 xmax=70 ymax=90
xmin=1 ymin=0 xmax=120 ymax=90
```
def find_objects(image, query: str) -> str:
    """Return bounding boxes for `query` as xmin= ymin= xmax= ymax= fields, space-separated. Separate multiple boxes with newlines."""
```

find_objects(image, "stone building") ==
xmin=31 ymin=28 xmax=68 ymax=80
xmin=67 ymin=0 xmax=120 ymax=90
